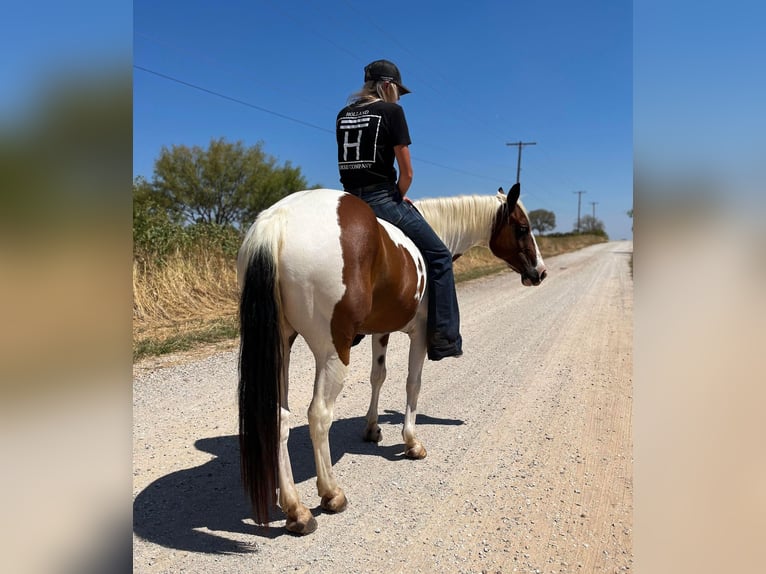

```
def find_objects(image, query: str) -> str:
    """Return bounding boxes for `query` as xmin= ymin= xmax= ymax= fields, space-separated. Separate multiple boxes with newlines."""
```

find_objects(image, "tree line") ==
xmin=527 ymin=208 xmax=607 ymax=237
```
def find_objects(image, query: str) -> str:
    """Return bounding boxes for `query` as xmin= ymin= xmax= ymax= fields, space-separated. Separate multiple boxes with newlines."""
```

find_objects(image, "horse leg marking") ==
xmin=364 ymin=334 xmax=389 ymax=442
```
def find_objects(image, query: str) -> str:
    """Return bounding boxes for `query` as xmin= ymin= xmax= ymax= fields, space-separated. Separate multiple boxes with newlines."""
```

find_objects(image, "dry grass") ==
xmin=536 ymin=233 xmax=607 ymax=257
xmin=133 ymin=249 xmax=238 ymax=359
xmin=453 ymin=246 xmax=507 ymax=282
xmin=133 ymin=234 xmax=608 ymax=361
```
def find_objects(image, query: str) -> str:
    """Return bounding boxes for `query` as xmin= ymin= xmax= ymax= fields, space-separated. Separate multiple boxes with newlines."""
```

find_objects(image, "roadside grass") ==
xmin=133 ymin=234 xmax=610 ymax=361
xmin=133 ymin=249 xmax=238 ymax=361
xmin=133 ymin=318 xmax=239 ymax=360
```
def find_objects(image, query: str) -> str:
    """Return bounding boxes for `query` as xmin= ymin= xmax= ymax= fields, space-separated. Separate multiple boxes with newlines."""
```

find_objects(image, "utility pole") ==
xmin=590 ymin=201 xmax=598 ymax=218
xmin=506 ymin=141 xmax=537 ymax=183
xmin=573 ymin=190 xmax=586 ymax=232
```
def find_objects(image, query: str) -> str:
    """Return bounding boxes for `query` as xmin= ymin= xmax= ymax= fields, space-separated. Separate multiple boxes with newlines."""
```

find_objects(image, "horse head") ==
xmin=489 ymin=183 xmax=548 ymax=286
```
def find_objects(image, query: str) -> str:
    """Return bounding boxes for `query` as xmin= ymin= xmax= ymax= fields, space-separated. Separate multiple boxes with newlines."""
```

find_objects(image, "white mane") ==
xmin=414 ymin=192 xmax=526 ymax=255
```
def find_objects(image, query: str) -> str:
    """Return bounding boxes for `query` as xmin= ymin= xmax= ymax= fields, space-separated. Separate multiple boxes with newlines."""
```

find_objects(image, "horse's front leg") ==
xmin=403 ymin=325 xmax=428 ymax=459
xmin=364 ymin=334 xmax=390 ymax=442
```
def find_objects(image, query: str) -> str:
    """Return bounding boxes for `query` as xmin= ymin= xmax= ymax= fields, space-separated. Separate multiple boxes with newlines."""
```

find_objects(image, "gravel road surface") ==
xmin=133 ymin=240 xmax=633 ymax=573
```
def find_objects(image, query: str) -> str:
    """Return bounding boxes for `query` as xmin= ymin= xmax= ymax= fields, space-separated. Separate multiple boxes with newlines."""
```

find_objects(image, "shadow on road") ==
xmin=133 ymin=411 xmax=463 ymax=552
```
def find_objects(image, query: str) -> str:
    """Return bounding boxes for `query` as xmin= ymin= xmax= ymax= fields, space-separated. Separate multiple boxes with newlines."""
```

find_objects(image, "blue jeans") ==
xmin=355 ymin=186 xmax=461 ymax=351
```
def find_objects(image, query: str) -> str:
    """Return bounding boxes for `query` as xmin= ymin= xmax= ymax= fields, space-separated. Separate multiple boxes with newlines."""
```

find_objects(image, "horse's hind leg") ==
xmin=364 ymin=334 xmax=390 ymax=442
xmin=308 ymin=352 xmax=348 ymax=513
xmin=278 ymin=407 xmax=316 ymax=534
xmin=277 ymin=331 xmax=317 ymax=534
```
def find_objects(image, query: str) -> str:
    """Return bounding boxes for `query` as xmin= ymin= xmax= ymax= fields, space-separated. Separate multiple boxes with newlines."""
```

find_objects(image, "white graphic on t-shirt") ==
xmin=342 ymin=129 xmax=362 ymax=161
xmin=338 ymin=114 xmax=381 ymax=169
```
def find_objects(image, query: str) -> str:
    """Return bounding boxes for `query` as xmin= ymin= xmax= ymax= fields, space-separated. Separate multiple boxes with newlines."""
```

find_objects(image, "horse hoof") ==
xmin=363 ymin=426 xmax=383 ymax=443
xmin=286 ymin=515 xmax=317 ymax=535
xmin=321 ymin=491 xmax=348 ymax=513
xmin=405 ymin=444 xmax=427 ymax=459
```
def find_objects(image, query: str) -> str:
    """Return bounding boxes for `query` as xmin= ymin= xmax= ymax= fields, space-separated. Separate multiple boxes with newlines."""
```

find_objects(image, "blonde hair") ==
xmin=349 ymin=80 xmax=400 ymax=105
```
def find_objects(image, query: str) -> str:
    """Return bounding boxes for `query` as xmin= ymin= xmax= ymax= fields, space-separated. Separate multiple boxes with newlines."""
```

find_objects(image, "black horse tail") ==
xmin=238 ymin=238 xmax=283 ymax=526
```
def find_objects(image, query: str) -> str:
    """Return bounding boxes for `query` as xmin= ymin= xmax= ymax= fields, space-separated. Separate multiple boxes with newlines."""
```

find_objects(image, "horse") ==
xmin=237 ymin=182 xmax=547 ymax=535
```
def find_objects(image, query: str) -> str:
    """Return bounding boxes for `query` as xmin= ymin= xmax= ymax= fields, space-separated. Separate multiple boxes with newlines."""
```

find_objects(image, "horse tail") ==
xmin=237 ymin=222 xmax=283 ymax=526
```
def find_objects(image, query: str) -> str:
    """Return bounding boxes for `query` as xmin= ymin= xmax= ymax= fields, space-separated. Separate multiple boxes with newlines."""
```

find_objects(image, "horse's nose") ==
xmin=540 ymin=269 xmax=548 ymax=282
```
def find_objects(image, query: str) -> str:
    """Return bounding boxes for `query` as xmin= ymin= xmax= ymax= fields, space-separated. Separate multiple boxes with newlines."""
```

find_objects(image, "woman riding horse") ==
xmin=336 ymin=59 xmax=463 ymax=361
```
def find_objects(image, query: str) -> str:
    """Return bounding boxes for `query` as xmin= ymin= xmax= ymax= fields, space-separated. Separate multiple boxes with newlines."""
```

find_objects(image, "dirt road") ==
xmin=133 ymin=240 xmax=633 ymax=573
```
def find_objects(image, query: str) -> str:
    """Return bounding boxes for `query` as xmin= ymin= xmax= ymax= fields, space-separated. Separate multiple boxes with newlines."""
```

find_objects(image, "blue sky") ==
xmin=134 ymin=1 xmax=633 ymax=238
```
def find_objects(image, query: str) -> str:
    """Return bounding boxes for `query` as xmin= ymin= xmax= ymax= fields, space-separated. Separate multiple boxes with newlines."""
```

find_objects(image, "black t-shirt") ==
xmin=336 ymin=100 xmax=411 ymax=190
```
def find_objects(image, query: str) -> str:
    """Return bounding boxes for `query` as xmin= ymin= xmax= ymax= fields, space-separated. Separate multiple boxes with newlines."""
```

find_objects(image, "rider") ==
xmin=336 ymin=59 xmax=462 ymax=361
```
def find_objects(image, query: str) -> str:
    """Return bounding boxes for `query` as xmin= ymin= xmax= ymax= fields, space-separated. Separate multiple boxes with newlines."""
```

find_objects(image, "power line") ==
xmin=135 ymin=15 xmax=511 ymax=183
xmin=134 ymin=30 xmax=340 ymax=116
xmin=134 ymin=65 xmax=503 ymax=185
xmin=134 ymin=65 xmax=335 ymax=134
xmin=135 ymin=7 xmax=550 ymax=194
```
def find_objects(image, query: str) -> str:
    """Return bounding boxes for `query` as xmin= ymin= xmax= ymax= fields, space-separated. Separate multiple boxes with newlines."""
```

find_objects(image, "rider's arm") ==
xmin=394 ymin=144 xmax=413 ymax=197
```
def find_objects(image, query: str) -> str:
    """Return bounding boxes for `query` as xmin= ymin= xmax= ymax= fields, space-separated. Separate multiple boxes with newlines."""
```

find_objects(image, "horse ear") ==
xmin=497 ymin=187 xmax=504 ymax=195
xmin=507 ymin=182 xmax=521 ymax=206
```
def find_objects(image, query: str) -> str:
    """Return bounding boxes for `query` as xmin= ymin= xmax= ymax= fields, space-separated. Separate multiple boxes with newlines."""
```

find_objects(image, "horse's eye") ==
xmin=516 ymin=225 xmax=529 ymax=238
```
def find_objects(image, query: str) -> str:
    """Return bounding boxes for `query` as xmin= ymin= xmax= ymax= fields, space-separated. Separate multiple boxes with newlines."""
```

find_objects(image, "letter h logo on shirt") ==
xmin=343 ymin=129 xmax=362 ymax=161
xmin=338 ymin=114 xmax=380 ymax=165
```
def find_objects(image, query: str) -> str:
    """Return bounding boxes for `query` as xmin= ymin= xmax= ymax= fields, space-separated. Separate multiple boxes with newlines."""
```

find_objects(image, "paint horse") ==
xmin=237 ymin=182 xmax=547 ymax=534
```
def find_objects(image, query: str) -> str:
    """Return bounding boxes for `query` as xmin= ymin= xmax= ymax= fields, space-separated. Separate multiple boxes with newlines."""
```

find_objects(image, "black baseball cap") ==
xmin=364 ymin=59 xmax=411 ymax=95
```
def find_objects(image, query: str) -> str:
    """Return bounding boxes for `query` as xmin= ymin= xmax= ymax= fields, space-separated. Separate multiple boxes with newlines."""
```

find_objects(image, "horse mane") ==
xmin=415 ymin=192 xmax=527 ymax=255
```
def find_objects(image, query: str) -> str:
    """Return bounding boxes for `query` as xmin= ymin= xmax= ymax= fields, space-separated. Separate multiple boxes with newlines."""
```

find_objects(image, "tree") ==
xmin=577 ymin=214 xmax=606 ymax=234
xmin=133 ymin=176 xmax=183 ymax=261
xmin=527 ymin=209 xmax=556 ymax=235
xmin=133 ymin=175 xmax=175 ymax=223
xmin=152 ymin=138 xmax=308 ymax=228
